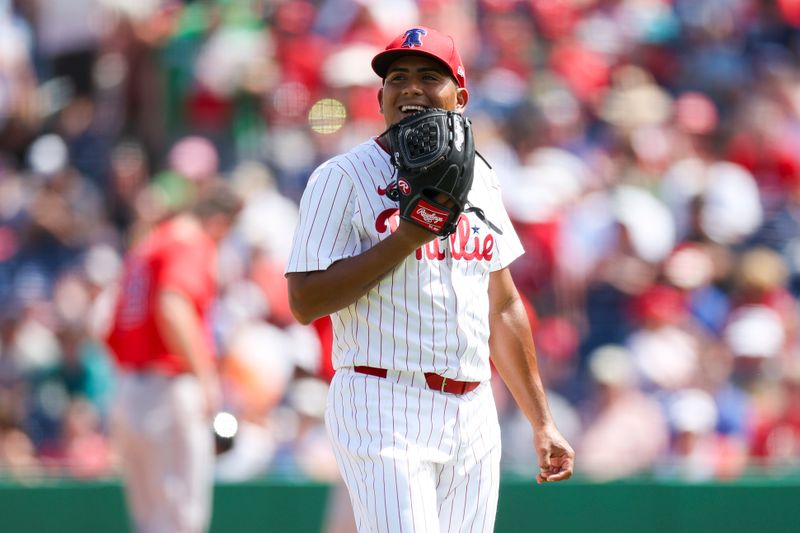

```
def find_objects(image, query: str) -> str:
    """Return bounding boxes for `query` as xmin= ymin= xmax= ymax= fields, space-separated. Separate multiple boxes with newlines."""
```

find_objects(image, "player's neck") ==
xmin=374 ymin=134 xmax=390 ymax=154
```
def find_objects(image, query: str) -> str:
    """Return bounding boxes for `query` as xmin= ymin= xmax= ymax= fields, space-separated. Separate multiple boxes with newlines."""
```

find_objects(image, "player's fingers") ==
xmin=545 ymin=468 xmax=573 ymax=482
xmin=537 ymin=463 xmax=552 ymax=484
xmin=538 ymin=453 xmax=552 ymax=474
xmin=545 ymin=456 xmax=574 ymax=482
xmin=537 ymin=443 xmax=552 ymax=467
xmin=433 ymin=192 xmax=456 ymax=208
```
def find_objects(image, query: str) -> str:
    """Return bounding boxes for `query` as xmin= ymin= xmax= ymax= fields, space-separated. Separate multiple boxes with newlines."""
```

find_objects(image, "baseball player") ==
xmin=106 ymin=182 xmax=242 ymax=533
xmin=286 ymin=26 xmax=574 ymax=532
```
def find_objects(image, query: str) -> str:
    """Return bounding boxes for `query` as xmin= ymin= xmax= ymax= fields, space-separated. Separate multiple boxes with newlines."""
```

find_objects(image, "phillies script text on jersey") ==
xmin=376 ymin=207 xmax=494 ymax=261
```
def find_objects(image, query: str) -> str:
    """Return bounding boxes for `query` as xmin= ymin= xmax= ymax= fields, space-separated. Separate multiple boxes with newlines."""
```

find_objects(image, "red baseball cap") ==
xmin=372 ymin=26 xmax=466 ymax=88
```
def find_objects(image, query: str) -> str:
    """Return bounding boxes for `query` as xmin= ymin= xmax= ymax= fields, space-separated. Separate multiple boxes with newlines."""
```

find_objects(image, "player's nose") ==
xmin=401 ymin=79 xmax=424 ymax=95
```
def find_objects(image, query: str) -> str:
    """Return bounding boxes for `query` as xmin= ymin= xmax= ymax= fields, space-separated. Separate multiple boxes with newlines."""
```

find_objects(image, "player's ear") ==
xmin=377 ymin=87 xmax=384 ymax=114
xmin=456 ymin=87 xmax=469 ymax=111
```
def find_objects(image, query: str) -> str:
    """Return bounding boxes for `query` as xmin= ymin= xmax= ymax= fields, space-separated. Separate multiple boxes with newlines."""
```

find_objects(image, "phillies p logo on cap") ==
xmin=401 ymin=28 xmax=427 ymax=48
xmin=371 ymin=26 xmax=467 ymax=88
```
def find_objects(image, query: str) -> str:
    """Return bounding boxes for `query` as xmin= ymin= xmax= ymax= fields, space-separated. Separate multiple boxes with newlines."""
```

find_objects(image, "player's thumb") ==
xmin=538 ymin=450 xmax=552 ymax=473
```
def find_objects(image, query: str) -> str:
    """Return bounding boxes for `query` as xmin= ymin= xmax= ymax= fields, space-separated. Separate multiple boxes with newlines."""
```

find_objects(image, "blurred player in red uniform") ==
xmin=106 ymin=182 xmax=242 ymax=533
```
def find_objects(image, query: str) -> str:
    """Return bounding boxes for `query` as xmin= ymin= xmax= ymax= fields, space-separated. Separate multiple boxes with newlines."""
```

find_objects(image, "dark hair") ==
xmin=191 ymin=181 xmax=244 ymax=220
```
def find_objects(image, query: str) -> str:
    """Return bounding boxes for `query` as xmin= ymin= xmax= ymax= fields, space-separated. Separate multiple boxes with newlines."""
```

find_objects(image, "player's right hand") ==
xmin=394 ymin=192 xmax=455 ymax=247
xmin=534 ymin=426 xmax=575 ymax=484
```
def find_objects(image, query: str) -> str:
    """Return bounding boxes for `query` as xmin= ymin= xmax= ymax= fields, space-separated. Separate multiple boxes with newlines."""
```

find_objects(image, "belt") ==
xmin=353 ymin=366 xmax=480 ymax=395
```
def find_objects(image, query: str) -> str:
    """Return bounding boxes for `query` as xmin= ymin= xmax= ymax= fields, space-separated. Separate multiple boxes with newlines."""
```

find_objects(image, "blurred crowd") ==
xmin=1 ymin=0 xmax=800 ymax=485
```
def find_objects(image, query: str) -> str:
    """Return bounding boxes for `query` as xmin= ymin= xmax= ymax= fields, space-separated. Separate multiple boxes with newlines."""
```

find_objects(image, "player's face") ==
xmin=378 ymin=55 xmax=468 ymax=127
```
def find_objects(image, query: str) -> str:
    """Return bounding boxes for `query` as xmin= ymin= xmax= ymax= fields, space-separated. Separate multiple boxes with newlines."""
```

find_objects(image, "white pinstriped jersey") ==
xmin=286 ymin=139 xmax=523 ymax=382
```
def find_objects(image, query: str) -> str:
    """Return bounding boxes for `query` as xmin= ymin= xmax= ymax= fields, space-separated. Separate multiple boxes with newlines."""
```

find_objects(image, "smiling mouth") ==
xmin=399 ymin=105 xmax=428 ymax=114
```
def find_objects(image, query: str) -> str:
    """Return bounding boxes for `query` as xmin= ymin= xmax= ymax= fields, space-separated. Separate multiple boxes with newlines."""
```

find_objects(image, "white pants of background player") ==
xmin=327 ymin=367 xmax=502 ymax=533
xmin=111 ymin=373 xmax=214 ymax=533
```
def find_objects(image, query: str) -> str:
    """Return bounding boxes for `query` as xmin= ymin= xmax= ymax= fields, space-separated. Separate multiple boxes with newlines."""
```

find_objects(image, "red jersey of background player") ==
xmin=106 ymin=218 xmax=218 ymax=375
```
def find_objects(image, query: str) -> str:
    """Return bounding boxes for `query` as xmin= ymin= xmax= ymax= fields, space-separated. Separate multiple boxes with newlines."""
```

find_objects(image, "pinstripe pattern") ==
xmin=286 ymin=139 xmax=523 ymax=382
xmin=327 ymin=369 xmax=502 ymax=532
xmin=288 ymin=137 xmax=521 ymax=532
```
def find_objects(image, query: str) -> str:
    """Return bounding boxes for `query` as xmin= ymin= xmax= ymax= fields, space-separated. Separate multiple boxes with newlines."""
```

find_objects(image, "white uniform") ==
xmin=111 ymin=373 xmax=213 ymax=533
xmin=286 ymin=139 xmax=523 ymax=532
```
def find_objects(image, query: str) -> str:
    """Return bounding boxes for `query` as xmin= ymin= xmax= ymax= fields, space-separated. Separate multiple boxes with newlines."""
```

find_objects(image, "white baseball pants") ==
xmin=326 ymin=367 xmax=502 ymax=533
xmin=111 ymin=372 xmax=214 ymax=533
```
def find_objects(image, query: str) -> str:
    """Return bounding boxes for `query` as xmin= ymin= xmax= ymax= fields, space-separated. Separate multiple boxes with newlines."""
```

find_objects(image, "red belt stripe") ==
xmin=353 ymin=366 xmax=480 ymax=395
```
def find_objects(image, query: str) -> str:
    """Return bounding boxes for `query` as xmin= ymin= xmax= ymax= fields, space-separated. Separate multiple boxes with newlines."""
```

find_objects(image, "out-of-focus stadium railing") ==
xmin=2 ymin=474 xmax=799 ymax=533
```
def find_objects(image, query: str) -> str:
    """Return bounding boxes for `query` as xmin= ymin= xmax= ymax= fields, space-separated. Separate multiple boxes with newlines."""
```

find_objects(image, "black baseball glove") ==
xmin=384 ymin=108 xmax=502 ymax=237
xmin=383 ymin=109 xmax=476 ymax=236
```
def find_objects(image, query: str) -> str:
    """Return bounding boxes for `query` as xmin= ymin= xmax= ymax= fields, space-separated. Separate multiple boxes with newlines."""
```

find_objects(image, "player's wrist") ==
xmin=527 ymin=411 xmax=556 ymax=432
xmin=393 ymin=222 xmax=437 ymax=250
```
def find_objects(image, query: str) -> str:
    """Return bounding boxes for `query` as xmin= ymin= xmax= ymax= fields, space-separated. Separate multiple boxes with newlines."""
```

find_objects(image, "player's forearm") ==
xmin=155 ymin=290 xmax=216 ymax=380
xmin=489 ymin=293 xmax=555 ymax=431
xmin=288 ymin=226 xmax=430 ymax=324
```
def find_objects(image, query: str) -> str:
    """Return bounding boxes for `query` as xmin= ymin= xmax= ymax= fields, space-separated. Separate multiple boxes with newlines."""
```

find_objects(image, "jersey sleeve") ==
xmin=285 ymin=161 xmax=360 ymax=273
xmin=479 ymin=163 xmax=524 ymax=272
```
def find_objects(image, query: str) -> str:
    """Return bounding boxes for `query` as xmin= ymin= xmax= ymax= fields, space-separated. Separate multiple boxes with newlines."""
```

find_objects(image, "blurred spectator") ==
xmin=578 ymin=345 xmax=668 ymax=481
xmin=0 ymin=0 xmax=800 ymax=486
xmin=39 ymin=397 xmax=113 ymax=479
xmin=0 ymin=419 xmax=40 ymax=481
xmin=724 ymin=305 xmax=786 ymax=390
xmin=27 ymin=0 xmax=101 ymax=98
xmin=657 ymin=388 xmax=748 ymax=481
xmin=628 ymin=284 xmax=699 ymax=392
xmin=105 ymin=140 xmax=151 ymax=236
xmin=729 ymin=247 xmax=797 ymax=352
xmin=274 ymin=377 xmax=339 ymax=481
xmin=663 ymin=242 xmax=731 ymax=336
xmin=751 ymin=362 xmax=800 ymax=466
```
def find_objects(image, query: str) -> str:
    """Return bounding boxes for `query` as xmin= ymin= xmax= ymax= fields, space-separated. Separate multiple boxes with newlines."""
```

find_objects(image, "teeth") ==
xmin=401 ymin=105 xmax=426 ymax=112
